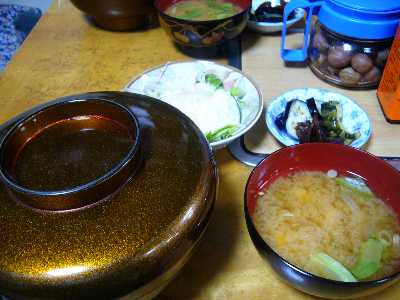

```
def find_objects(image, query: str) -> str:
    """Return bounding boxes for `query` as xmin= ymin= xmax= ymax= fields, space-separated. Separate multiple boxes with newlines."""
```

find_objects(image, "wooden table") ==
xmin=0 ymin=1 xmax=399 ymax=300
xmin=241 ymin=31 xmax=400 ymax=157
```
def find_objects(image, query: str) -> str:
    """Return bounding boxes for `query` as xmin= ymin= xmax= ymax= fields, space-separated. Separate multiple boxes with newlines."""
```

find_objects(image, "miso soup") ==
xmin=254 ymin=171 xmax=400 ymax=282
xmin=164 ymin=0 xmax=242 ymax=21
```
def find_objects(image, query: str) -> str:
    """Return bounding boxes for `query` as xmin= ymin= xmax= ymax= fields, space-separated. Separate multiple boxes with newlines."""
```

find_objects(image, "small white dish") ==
xmin=266 ymin=88 xmax=372 ymax=148
xmin=248 ymin=2 xmax=305 ymax=34
xmin=124 ymin=60 xmax=264 ymax=150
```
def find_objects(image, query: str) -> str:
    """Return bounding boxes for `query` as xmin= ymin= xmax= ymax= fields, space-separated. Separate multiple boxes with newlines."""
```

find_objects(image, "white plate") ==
xmin=124 ymin=60 xmax=264 ymax=150
xmin=266 ymin=88 xmax=372 ymax=148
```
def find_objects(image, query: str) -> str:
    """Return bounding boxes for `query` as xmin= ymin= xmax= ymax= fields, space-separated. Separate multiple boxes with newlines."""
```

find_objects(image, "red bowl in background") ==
xmin=245 ymin=143 xmax=400 ymax=299
xmin=155 ymin=0 xmax=251 ymax=47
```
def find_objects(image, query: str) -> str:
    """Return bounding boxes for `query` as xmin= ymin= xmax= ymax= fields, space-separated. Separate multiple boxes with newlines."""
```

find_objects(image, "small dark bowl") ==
xmin=155 ymin=0 xmax=251 ymax=48
xmin=244 ymin=143 xmax=400 ymax=299
xmin=70 ymin=0 xmax=157 ymax=30
xmin=0 ymin=99 xmax=141 ymax=212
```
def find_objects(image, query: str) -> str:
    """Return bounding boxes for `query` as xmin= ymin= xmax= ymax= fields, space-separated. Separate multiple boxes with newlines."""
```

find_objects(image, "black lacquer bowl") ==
xmin=155 ymin=0 xmax=251 ymax=48
xmin=0 ymin=92 xmax=218 ymax=300
xmin=244 ymin=143 xmax=400 ymax=299
xmin=70 ymin=0 xmax=157 ymax=31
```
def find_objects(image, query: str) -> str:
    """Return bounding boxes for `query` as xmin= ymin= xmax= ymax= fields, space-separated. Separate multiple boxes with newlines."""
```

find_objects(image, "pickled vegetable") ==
xmin=277 ymin=98 xmax=360 ymax=145
xmin=251 ymin=1 xmax=294 ymax=23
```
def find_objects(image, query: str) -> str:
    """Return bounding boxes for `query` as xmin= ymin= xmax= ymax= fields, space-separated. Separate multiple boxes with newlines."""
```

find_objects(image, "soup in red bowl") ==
xmin=245 ymin=143 xmax=400 ymax=299
xmin=155 ymin=0 xmax=251 ymax=47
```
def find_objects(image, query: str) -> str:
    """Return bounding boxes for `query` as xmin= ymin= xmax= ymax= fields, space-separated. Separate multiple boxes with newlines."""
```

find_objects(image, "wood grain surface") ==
xmin=0 ymin=0 xmax=188 ymax=125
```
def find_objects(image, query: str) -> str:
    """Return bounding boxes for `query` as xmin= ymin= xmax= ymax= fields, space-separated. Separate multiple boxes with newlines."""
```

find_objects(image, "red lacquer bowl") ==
xmin=245 ymin=143 xmax=400 ymax=299
xmin=155 ymin=0 xmax=251 ymax=47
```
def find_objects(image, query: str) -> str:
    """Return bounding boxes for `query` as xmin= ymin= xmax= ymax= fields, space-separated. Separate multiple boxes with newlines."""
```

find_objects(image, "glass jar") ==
xmin=308 ymin=21 xmax=393 ymax=89
xmin=281 ymin=0 xmax=400 ymax=89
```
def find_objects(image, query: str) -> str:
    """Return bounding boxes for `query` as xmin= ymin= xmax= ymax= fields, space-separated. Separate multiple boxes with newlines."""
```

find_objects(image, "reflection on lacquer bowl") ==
xmin=155 ymin=0 xmax=251 ymax=47
xmin=0 ymin=98 xmax=142 ymax=212
xmin=0 ymin=92 xmax=218 ymax=300
xmin=244 ymin=143 xmax=400 ymax=299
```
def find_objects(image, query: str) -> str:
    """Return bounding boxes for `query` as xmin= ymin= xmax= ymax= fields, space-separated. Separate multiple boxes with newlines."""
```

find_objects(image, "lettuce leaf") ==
xmin=350 ymin=238 xmax=389 ymax=280
xmin=310 ymin=253 xmax=358 ymax=282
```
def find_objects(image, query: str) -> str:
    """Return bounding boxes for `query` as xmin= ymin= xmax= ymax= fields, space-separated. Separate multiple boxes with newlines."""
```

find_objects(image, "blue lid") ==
xmin=318 ymin=0 xmax=400 ymax=39
xmin=333 ymin=0 xmax=400 ymax=12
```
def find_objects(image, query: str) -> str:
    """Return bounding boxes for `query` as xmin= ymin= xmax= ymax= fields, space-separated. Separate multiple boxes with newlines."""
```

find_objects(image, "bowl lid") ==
xmin=318 ymin=0 xmax=400 ymax=39
xmin=0 ymin=99 xmax=142 ymax=211
xmin=0 ymin=92 xmax=217 ymax=299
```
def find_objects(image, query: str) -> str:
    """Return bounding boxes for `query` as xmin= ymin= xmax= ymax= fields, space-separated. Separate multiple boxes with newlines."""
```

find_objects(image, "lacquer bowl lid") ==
xmin=0 ymin=98 xmax=141 ymax=212
xmin=0 ymin=92 xmax=217 ymax=300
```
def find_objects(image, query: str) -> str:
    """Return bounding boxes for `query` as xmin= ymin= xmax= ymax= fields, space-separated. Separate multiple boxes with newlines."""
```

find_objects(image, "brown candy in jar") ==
xmin=351 ymin=53 xmax=373 ymax=74
xmin=376 ymin=49 xmax=390 ymax=67
xmin=363 ymin=66 xmax=382 ymax=83
xmin=314 ymin=53 xmax=330 ymax=76
xmin=327 ymin=65 xmax=340 ymax=75
xmin=312 ymin=31 xmax=329 ymax=53
xmin=326 ymin=66 xmax=341 ymax=82
xmin=317 ymin=53 xmax=328 ymax=67
xmin=328 ymin=46 xmax=352 ymax=69
xmin=339 ymin=67 xmax=362 ymax=85
xmin=362 ymin=47 xmax=377 ymax=60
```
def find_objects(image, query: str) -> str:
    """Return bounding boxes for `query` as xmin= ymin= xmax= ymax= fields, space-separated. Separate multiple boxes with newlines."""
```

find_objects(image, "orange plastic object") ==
xmin=377 ymin=24 xmax=400 ymax=123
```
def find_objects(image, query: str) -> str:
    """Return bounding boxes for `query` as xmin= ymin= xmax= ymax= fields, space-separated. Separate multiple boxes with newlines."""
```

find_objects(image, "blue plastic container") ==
xmin=280 ymin=0 xmax=400 ymax=89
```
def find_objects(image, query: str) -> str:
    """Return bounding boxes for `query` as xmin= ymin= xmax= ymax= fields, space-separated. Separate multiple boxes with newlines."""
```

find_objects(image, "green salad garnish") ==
xmin=205 ymin=124 xmax=239 ymax=142
xmin=205 ymin=73 xmax=223 ymax=89
xmin=202 ymin=72 xmax=245 ymax=143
